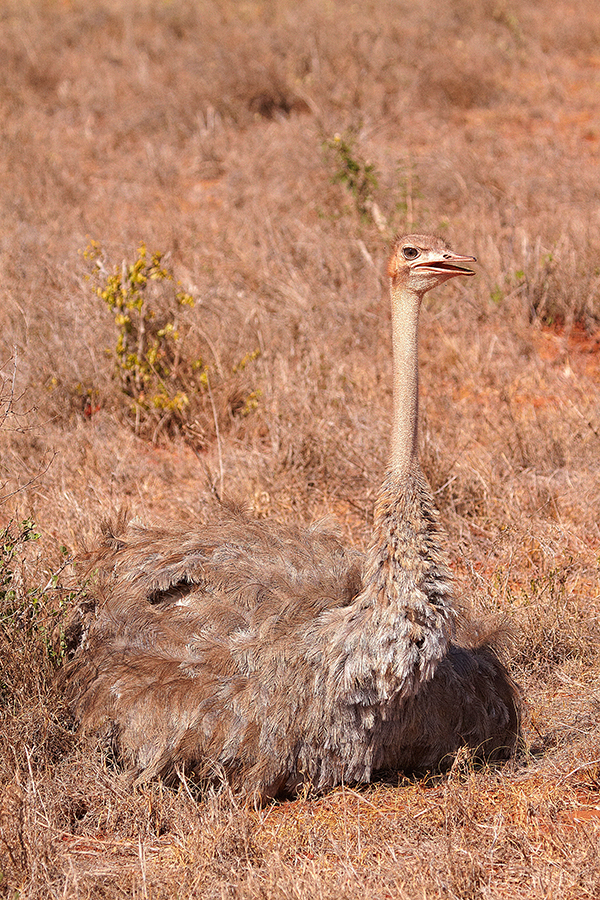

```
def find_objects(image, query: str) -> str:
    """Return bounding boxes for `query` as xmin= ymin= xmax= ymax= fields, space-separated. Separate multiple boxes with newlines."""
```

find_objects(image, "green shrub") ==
xmin=83 ymin=242 xmax=260 ymax=445
xmin=325 ymin=132 xmax=381 ymax=224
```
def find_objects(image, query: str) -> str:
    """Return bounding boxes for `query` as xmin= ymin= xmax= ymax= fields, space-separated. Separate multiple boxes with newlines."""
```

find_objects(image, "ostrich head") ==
xmin=387 ymin=233 xmax=476 ymax=295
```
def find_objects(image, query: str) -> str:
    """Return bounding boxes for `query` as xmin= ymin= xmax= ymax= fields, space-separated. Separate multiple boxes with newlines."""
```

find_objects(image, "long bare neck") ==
xmin=389 ymin=280 xmax=422 ymax=477
xmin=317 ymin=277 xmax=453 ymax=706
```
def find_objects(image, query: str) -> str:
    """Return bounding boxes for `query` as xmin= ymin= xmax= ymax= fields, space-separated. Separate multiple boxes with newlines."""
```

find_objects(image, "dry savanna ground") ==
xmin=1 ymin=0 xmax=600 ymax=897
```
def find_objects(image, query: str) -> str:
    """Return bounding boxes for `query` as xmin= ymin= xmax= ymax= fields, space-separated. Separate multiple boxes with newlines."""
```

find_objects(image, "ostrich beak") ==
xmin=416 ymin=250 xmax=477 ymax=278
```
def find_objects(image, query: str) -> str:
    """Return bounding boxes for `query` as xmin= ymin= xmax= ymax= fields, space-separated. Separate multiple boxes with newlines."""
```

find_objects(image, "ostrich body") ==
xmin=66 ymin=234 xmax=520 ymax=801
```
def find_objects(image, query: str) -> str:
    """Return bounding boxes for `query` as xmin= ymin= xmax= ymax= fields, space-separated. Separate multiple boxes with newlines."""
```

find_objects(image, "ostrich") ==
xmin=65 ymin=234 xmax=520 ymax=801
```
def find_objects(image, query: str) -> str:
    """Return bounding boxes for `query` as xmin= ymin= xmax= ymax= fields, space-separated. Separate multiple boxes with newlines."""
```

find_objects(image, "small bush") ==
xmin=0 ymin=520 xmax=75 ymax=673
xmin=84 ymin=242 xmax=260 ymax=446
xmin=324 ymin=132 xmax=385 ymax=228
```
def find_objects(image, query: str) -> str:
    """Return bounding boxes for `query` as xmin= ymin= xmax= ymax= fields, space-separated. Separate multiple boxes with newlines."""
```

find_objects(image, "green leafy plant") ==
xmin=325 ymin=131 xmax=380 ymax=222
xmin=83 ymin=242 xmax=260 ymax=444
xmin=0 ymin=521 xmax=83 ymax=668
xmin=0 ymin=518 xmax=39 ymax=609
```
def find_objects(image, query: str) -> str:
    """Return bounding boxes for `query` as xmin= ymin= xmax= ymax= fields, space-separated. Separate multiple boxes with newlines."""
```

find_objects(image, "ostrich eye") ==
xmin=403 ymin=246 xmax=419 ymax=260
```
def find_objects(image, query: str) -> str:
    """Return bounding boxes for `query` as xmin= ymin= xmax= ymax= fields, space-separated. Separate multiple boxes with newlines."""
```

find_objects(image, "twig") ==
xmin=557 ymin=758 xmax=600 ymax=785
xmin=0 ymin=451 xmax=57 ymax=504
xmin=205 ymin=370 xmax=224 ymax=501
xmin=138 ymin=834 xmax=148 ymax=900
xmin=0 ymin=348 xmax=18 ymax=429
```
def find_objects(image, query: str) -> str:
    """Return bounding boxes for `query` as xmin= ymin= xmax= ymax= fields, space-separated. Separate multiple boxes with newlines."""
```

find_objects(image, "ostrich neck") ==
xmin=389 ymin=281 xmax=421 ymax=477
xmin=315 ymin=280 xmax=453 ymax=709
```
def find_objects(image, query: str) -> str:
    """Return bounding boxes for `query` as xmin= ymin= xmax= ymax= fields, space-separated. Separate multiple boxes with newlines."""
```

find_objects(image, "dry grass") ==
xmin=1 ymin=0 xmax=600 ymax=896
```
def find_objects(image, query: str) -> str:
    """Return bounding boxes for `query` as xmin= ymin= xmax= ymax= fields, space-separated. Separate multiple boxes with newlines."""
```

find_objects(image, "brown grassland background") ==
xmin=1 ymin=0 xmax=600 ymax=896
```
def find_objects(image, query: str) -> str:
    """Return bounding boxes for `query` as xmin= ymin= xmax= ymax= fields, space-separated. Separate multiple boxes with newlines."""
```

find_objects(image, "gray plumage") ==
xmin=64 ymin=234 xmax=520 ymax=801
